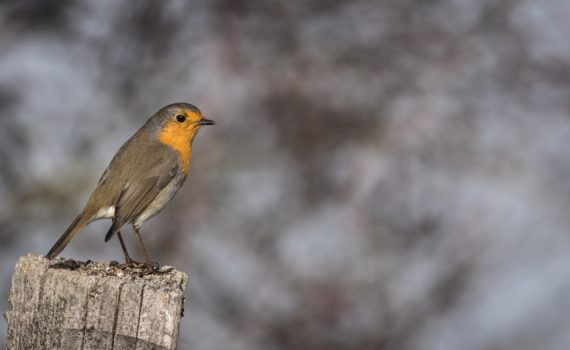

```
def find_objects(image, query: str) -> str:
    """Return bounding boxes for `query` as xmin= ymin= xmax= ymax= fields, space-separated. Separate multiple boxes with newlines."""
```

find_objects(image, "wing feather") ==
xmin=103 ymin=143 xmax=179 ymax=241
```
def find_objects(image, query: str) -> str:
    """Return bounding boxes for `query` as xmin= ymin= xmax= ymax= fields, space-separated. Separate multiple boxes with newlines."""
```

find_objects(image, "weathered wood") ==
xmin=5 ymin=254 xmax=188 ymax=350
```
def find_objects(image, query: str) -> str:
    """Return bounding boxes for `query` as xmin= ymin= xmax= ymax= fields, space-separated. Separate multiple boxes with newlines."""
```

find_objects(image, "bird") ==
xmin=46 ymin=102 xmax=215 ymax=274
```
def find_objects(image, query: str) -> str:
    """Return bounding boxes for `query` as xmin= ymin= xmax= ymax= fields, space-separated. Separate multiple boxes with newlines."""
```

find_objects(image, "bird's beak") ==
xmin=198 ymin=118 xmax=216 ymax=126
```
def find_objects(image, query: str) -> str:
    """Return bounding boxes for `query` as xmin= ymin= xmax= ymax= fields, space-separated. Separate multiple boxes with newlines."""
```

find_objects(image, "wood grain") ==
xmin=5 ymin=254 xmax=188 ymax=350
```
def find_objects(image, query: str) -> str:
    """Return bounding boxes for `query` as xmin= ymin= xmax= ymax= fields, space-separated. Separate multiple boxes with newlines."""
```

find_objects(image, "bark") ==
xmin=5 ymin=254 xmax=188 ymax=350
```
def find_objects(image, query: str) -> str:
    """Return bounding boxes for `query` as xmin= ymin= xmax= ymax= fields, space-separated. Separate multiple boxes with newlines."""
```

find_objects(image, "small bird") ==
xmin=46 ymin=103 xmax=215 ymax=274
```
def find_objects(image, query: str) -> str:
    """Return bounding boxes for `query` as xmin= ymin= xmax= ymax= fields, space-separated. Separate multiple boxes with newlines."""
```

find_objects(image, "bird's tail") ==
xmin=46 ymin=213 xmax=90 ymax=259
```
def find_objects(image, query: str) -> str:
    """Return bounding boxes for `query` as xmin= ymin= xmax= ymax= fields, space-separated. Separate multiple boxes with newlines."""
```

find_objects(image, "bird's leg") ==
xmin=132 ymin=224 xmax=173 ymax=275
xmin=117 ymin=231 xmax=144 ymax=269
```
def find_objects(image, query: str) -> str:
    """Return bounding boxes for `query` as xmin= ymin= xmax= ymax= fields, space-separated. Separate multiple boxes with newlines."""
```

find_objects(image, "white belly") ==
xmin=133 ymin=176 xmax=184 ymax=225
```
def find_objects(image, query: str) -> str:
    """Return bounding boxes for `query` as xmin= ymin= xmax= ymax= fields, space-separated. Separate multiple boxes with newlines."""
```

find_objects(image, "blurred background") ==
xmin=2 ymin=0 xmax=570 ymax=349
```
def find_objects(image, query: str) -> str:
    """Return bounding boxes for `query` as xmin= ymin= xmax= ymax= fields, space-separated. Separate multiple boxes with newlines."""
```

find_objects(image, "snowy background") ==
xmin=2 ymin=1 xmax=570 ymax=349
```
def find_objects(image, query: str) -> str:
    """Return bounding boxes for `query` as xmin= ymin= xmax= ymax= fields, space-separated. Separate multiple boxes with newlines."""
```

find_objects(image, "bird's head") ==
xmin=154 ymin=103 xmax=215 ymax=144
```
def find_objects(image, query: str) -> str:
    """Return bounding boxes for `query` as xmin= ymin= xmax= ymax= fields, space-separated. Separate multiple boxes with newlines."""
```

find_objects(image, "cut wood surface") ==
xmin=5 ymin=253 xmax=188 ymax=350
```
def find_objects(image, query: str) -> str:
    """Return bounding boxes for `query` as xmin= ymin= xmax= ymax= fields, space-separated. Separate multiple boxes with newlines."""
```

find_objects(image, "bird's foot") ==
xmin=118 ymin=261 xmax=145 ymax=269
xmin=118 ymin=256 xmax=145 ymax=269
xmin=139 ymin=262 xmax=174 ymax=276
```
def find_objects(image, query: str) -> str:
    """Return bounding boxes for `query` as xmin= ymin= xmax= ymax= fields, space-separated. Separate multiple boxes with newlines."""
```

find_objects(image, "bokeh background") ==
xmin=2 ymin=1 xmax=570 ymax=349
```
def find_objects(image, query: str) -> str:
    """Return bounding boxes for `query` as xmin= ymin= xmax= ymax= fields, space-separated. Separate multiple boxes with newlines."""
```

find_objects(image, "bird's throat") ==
xmin=158 ymin=124 xmax=194 ymax=175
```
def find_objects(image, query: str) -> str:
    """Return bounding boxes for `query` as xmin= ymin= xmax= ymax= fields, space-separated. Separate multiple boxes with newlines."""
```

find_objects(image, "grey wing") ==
xmin=104 ymin=148 xmax=179 ymax=242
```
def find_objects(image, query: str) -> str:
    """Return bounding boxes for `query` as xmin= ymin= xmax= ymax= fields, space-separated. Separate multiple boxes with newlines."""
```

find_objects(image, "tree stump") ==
xmin=5 ymin=253 xmax=188 ymax=350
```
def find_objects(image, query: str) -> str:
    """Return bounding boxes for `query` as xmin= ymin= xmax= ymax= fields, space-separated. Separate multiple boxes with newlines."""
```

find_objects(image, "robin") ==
xmin=46 ymin=102 xmax=215 ymax=274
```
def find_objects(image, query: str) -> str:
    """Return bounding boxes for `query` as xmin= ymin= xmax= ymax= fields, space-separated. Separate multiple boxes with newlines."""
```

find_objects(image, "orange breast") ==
xmin=158 ymin=123 xmax=193 ymax=174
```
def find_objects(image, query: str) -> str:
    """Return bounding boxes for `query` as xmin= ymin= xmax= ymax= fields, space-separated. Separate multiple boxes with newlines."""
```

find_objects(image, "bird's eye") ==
xmin=176 ymin=115 xmax=186 ymax=123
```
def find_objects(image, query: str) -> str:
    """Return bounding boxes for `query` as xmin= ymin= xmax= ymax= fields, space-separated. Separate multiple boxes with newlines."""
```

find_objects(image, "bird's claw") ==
xmin=118 ymin=257 xmax=145 ymax=270
xmin=118 ymin=261 xmax=145 ymax=270
xmin=138 ymin=262 xmax=174 ymax=276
